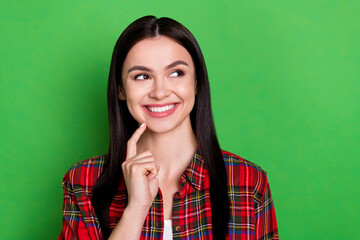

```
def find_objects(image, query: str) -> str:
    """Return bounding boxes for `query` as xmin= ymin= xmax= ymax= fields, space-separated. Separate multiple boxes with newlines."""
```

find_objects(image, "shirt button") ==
xmin=174 ymin=225 xmax=181 ymax=232
xmin=178 ymin=191 xmax=183 ymax=196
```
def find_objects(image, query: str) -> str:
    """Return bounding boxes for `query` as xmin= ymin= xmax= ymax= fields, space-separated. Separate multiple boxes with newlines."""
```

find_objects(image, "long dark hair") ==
xmin=91 ymin=16 xmax=229 ymax=239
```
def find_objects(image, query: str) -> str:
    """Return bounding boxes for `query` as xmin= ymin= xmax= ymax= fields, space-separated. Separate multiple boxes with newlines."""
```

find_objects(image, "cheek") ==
xmin=179 ymin=82 xmax=196 ymax=99
xmin=124 ymin=87 xmax=142 ymax=114
xmin=124 ymin=84 xmax=145 ymax=102
xmin=178 ymin=87 xmax=196 ymax=110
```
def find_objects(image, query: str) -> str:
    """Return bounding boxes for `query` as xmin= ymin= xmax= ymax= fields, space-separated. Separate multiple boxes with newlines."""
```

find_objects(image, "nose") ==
xmin=149 ymin=78 xmax=171 ymax=100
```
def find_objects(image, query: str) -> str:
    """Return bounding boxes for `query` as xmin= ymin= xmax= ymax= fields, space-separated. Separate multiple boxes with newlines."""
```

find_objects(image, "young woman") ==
xmin=59 ymin=16 xmax=279 ymax=240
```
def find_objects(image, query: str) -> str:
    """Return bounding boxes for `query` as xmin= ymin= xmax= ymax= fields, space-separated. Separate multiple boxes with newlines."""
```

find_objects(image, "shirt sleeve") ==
xmin=254 ymin=174 xmax=279 ymax=240
xmin=58 ymin=172 xmax=99 ymax=240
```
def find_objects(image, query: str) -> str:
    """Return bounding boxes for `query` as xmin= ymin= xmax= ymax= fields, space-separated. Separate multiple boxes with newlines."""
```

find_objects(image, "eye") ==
xmin=169 ymin=70 xmax=184 ymax=78
xmin=134 ymin=74 xmax=150 ymax=80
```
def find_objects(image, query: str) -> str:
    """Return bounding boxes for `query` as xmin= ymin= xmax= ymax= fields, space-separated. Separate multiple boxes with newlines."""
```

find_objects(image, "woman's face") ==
xmin=120 ymin=36 xmax=196 ymax=133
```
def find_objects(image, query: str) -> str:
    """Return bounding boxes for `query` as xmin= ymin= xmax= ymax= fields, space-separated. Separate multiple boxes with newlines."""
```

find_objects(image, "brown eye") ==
xmin=134 ymin=74 xmax=150 ymax=80
xmin=169 ymin=70 xmax=184 ymax=77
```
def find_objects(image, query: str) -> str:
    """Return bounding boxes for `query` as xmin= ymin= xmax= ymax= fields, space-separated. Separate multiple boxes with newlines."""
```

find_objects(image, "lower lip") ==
xmin=143 ymin=104 xmax=179 ymax=118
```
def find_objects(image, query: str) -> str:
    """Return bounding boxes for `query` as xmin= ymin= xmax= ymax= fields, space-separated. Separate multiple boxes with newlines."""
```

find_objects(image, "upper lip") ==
xmin=143 ymin=102 xmax=178 ymax=107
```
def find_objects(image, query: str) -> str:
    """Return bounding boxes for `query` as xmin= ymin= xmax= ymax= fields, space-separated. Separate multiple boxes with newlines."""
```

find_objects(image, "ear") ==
xmin=118 ymin=86 xmax=126 ymax=100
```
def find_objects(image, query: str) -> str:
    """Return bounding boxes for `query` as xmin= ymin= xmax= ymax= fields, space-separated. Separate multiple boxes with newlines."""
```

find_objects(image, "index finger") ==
xmin=126 ymin=123 xmax=146 ymax=159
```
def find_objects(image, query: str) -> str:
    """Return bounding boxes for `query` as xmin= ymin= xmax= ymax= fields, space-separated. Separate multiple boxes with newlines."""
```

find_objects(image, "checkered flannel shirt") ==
xmin=59 ymin=150 xmax=279 ymax=239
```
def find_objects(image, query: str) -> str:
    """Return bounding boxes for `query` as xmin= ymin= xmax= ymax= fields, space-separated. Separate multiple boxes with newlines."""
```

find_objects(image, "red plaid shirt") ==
xmin=59 ymin=150 xmax=279 ymax=239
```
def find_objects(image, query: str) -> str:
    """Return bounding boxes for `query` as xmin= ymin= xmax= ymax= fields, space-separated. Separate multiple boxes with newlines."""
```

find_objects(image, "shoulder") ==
xmin=222 ymin=150 xmax=267 ymax=175
xmin=222 ymin=150 xmax=269 ymax=196
xmin=62 ymin=154 xmax=107 ymax=193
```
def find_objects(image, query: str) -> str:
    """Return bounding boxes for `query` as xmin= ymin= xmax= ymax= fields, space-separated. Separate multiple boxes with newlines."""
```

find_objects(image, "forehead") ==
xmin=123 ymin=36 xmax=194 ymax=70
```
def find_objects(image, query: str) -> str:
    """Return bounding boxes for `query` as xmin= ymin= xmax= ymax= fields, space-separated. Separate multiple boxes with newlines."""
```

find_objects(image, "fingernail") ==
xmin=140 ymin=123 xmax=145 ymax=128
xmin=156 ymin=173 xmax=159 ymax=179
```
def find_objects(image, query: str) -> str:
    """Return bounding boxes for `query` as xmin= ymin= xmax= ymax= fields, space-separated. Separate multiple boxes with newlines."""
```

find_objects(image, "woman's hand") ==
xmin=121 ymin=123 xmax=160 ymax=210
xmin=109 ymin=124 xmax=159 ymax=239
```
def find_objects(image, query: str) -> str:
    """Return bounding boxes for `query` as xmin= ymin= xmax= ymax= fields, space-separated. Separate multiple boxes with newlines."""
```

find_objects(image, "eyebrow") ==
xmin=127 ymin=60 xmax=189 ymax=73
xmin=127 ymin=65 xmax=151 ymax=73
xmin=166 ymin=60 xmax=189 ymax=69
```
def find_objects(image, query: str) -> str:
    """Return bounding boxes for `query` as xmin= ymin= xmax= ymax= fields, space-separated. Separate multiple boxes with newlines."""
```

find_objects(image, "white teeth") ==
xmin=147 ymin=104 xmax=175 ymax=113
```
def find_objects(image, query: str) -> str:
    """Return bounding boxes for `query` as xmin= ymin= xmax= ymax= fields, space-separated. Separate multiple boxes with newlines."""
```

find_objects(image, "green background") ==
xmin=1 ymin=0 xmax=359 ymax=239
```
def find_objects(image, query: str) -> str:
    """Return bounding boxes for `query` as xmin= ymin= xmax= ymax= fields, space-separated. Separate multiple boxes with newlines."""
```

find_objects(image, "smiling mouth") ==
xmin=146 ymin=104 xmax=176 ymax=113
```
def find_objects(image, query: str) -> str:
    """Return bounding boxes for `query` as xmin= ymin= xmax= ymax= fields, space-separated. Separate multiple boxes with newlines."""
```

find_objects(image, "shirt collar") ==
xmin=181 ymin=150 xmax=207 ymax=191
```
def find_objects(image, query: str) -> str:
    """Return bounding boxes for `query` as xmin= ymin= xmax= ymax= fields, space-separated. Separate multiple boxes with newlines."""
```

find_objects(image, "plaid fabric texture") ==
xmin=59 ymin=151 xmax=278 ymax=239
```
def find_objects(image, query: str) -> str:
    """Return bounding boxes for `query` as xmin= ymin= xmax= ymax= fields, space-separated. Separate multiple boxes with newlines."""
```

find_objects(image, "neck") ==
xmin=137 ymin=120 xmax=198 ymax=176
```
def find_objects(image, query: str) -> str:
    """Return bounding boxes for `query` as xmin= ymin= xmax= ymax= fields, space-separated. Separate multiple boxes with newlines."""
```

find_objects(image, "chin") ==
xmin=145 ymin=122 xmax=177 ymax=134
xmin=145 ymin=116 xmax=191 ymax=134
